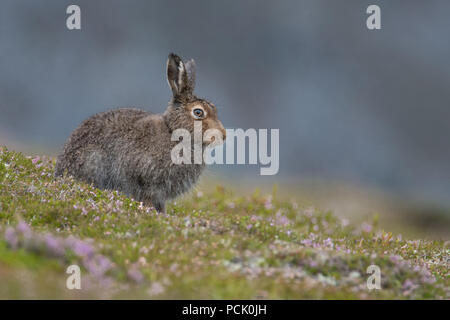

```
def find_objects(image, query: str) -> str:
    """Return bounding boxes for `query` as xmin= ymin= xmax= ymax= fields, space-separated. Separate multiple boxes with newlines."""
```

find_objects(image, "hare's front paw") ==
xmin=144 ymin=200 xmax=165 ymax=213
xmin=154 ymin=202 xmax=165 ymax=213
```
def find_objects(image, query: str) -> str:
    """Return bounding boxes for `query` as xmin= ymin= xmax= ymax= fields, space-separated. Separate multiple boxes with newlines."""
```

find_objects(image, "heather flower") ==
xmin=275 ymin=211 xmax=291 ymax=226
xmin=402 ymin=279 xmax=418 ymax=292
xmin=361 ymin=222 xmax=373 ymax=233
xmin=66 ymin=237 xmax=94 ymax=258
xmin=389 ymin=254 xmax=402 ymax=264
xmin=138 ymin=257 xmax=148 ymax=266
xmin=317 ymin=274 xmax=337 ymax=286
xmin=323 ymin=237 xmax=334 ymax=249
xmin=421 ymin=276 xmax=436 ymax=284
xmin=147 ymin=282 xmax=165 ymax=296
xmin=128 ymin=267 xmax=144 ymax=283
xmin=340 ymin=218 xmax=349 ymax=227
xmin=16 ymin=220 xmax=32 ymax=237
xmin=303 ymin=207 xmax=314 ymax=217
xmin=44 ymin=234 xmax=65 ymax=256
xmin=264 ymin=196 xmax=273 ymax=210
xmin=84 ymin=255 xmax=112 ymax=277
xmin=308 ymin=260 xmax=318 ymax=268
xmin=169 ymin=263 xmax=179 ymax=273
xmin=4 ymin=227 xmax=18 ymax=249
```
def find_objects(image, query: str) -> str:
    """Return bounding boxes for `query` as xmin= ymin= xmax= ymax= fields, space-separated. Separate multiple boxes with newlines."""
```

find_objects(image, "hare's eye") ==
xmin=192 ymin=108 xmax=205 ymax=119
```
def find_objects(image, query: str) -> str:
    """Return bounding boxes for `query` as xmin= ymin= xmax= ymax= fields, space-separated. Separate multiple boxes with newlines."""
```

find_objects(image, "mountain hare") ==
xmin=55 ymin=53 xmax=226 ymax=213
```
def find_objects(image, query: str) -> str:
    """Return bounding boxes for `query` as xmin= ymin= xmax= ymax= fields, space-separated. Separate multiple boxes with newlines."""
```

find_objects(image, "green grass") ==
xmin=0 ymin=146 xmax=448 ymax=299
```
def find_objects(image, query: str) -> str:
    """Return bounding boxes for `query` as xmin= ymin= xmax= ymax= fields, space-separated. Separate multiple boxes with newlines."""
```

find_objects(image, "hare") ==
xmin=55 ymin=53 xmax=226 ymax=213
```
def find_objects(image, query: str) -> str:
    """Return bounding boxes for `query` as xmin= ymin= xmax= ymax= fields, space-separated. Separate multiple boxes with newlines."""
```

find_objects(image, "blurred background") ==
xmin=1 ymin=0 xmax=449 ymax=238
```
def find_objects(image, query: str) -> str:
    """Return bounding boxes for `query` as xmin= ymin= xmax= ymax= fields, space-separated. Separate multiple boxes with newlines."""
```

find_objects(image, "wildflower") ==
xmin=275 ymin=210 xmax=291 ymax=226
xmin=402 ymin=279 xmax=418 ymax=292
xmin=361 ymin=222 xmax=373 ymax=233
xmin=389 ymin=255 xmax=402 ymax=264
xmin=303 ymin=207 xmax=314 ymax=217
xmin=323 ymin=237 xmax=334 ymax=249
xmin=169 ymin=263 xmax=179 ymax=273
xmin=66 ymin=237 xmax=94 ymax=258
xmin=128 ymin=267 xmax=144 ymax=283
xmin=341 ymin=218 xmax=349 ymax=227
xmin=84 ymin=255 xmax=112 ymax=277
xmin=421 ymin=276 xmax=436 ymax=284
xmin=44 ymin=234 xmax=65 ymax=256
xmin=138 ymin=257 xmax=148 ymax=266
xmin=147 ymin=282 xmax=165 ymax=296
xmin=308 ymin=260 xmax=318 ymax=268
xmin=264 ymin=196 xmax=273 ymax=210
xmin=16 ymin=220 xmax=31 ymax=237
xmin=4 ymin=227 xmax=18 ymax=249
xmin=348 ymin=271 xmax=360 ymax=279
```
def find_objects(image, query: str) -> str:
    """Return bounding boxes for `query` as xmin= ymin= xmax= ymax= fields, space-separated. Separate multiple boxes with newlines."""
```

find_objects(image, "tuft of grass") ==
xmin=0 ymin=146 xmax=448 ymax=299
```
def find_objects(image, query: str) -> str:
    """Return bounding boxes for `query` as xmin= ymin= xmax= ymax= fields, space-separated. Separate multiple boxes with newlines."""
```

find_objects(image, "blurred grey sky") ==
xmin=1 ymin=1 xmax=450 ymax=207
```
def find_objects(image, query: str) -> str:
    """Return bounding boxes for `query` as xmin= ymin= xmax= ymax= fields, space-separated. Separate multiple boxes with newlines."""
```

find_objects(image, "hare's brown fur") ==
xmin=55 ymin=54 xmax=225 ymax=212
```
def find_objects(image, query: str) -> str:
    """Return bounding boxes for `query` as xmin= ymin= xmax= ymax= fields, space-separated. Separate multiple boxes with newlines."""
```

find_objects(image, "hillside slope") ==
xmin=0 ymin=147 xmax=448 ymax=299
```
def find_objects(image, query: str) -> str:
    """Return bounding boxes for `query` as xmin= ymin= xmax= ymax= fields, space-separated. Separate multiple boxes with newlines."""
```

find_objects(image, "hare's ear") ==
xmin=166 ymin=53 xmax=193 ymax=98
xmin=184 ymin=59 xmax=196 ymax=92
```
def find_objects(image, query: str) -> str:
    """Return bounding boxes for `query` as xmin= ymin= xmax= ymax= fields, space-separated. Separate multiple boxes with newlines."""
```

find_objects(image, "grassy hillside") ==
xmin=0 ymin=146 xmax=448 ymax=299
